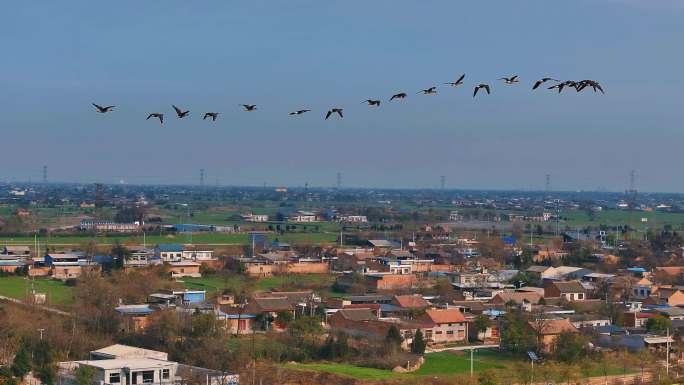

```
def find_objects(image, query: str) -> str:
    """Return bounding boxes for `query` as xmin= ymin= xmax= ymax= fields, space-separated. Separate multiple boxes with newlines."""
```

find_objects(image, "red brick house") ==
xmin=418 ymin=309 xmax=468 ymax=344
xmin=544 ymin=281 xmax=586 ymax=301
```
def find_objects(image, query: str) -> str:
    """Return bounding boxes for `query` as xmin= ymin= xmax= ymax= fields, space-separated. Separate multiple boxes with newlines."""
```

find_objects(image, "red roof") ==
xmin=423 ymin=309 xmax=466 ymax=324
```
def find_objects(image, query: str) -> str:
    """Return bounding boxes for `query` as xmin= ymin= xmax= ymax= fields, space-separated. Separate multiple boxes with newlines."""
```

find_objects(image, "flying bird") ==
xmin=325 ymin=108 xmax=343 ymax=120
xmin=363 ymin=99 xmax=381 ymax=107
xmin=146 ymin=113 xmax=164 ymax=124
xmin=445 ymin=74 xmax=466 ymax=87
xmin=241 ymin=104 xmax=257 ymax=111
xmin=203 ymin=112 xmax=219 ymax=121
xmin=289 ymin=109 xmax=311 ymax=115
xmin=473 ymin=84 xmax=490 ymax=98
xmin=499 ymin=76 xmax=519 ymax=84
xmin=418 ymin=87 xmax=437 ymax=95
xmin=548 ymin=81 xmax=577 ymax=93
xmin=389 ymin=93 xmax=407 ymax=101
xmin=576 ymin=80 xmax=605 ymax=94
xmin=172 ymin=105 xmax=190 ymax=118
xmin=532 ymin=78 xmax=559 ymax=90
xmin=92 ymin=103 xmax=115 ymax=113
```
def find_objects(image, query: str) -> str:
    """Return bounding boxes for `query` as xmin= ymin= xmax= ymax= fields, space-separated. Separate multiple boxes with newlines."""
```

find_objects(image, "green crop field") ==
xmin=0 ymin=276 xmax=75 ymax=306
xmin=0 ymin=230 xmax=338 ymax=247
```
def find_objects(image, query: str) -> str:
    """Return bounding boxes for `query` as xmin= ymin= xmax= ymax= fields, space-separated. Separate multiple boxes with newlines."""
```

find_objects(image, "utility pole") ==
xmin=667 ymin=327 xmax=670 ymax=376
xmin=470 ymin=348 xmax=474 ymax=379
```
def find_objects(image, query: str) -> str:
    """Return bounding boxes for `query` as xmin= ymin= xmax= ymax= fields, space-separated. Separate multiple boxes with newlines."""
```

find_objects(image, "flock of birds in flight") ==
xmin=91 ymin=75 xmax=604 ymax=124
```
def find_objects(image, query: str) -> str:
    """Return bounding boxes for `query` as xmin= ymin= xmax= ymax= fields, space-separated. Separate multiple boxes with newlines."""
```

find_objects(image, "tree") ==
xmin=385 ymin=325 xmax=403 ymax=351
xmin=474 ymin=314 xmax=492 ymax=339
xmin=500 ymin=312 xmax=536 ymax=355
xmin=646 ymin=315 xmax=672 ymax=334
xmin=75 ymin=365 xmax=97 ymax=385
xmin=10 ymin=344 xmax=31 ymax=379
xmin=275 ymin=310 xmax=293 ymax=327
xmin=410 ymin=329 xmax=426 ymax=354
xmin=553 ymin=331 xmax=589 ymax=363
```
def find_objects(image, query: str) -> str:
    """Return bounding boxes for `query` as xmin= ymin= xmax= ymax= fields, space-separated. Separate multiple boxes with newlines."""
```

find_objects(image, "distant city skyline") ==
xmin=2 ymin=1 xmax=683 ymax=192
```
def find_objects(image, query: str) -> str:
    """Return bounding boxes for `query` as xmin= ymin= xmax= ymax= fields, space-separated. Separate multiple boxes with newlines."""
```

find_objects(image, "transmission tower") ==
xmin=200 ymin=169 xmax=205 ymax=187
xmin=440 ymin=176 xmax=445 ymax=190
xmin=336 ymin=172 xmax=342 ymax=190
xmin=43 ymin=166 xmax=47 ymax=184
xmin=545 ymin=174 xmax=551 ymax=192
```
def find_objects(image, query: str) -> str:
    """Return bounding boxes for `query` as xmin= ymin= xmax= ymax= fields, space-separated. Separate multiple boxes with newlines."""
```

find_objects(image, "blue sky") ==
xmin=1 ymin=1 xmax=683 ymax=191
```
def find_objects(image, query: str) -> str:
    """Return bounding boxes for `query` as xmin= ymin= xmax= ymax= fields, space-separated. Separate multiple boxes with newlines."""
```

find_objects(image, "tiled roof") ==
xmin=337 ymin=308 xmax=377 ymax=321
xmin=423 ymin=309 xmax=466 ymax=324
xmin=393 ymin=294 xmax=429 ymax=309
xmin=550 ymin=280 xmax=585 ymax=293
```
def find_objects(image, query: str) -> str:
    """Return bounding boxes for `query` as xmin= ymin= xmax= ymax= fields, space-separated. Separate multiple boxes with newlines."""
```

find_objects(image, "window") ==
xmin=446 ymin=330 xmax=454 ymax=335
xmin=109 ymin=373 xmax=121 ymax=384
xmin=435 ymin=330 xmax=443 ymax=335
xmin=162 ymin=369 xmax=170 ymax=380
xmin=142 ymin=371 xmax=154 ymax=384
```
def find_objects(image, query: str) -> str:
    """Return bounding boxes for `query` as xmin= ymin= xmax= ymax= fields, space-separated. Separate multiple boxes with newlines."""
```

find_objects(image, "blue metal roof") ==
xmin=627 ymin=267 xmax=647 ymax=273
xmin=156 ymin=244 xmax=183 ymax=252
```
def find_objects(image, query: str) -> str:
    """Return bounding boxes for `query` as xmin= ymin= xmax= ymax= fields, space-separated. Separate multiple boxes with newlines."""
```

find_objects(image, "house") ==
xmin=181 ymin=249 xmax=214 ymax=262
xmin=392 ymin=294 xmax=429 ymax=311
xmin=491 ymin=291 xmax=542 ymax=306
xmin=115 ymin=305 xmax=156 ymax=332
xmin=79 ymin=219 xmax=141 ymax=233
xmin=288 ymin=210 xmax=318 ymax=222
xmin=156 ymin=244 xmax=183 ymax=262
xmin=528 ymin=318 xmax=578 ymax=352
xmin=44 ymin=252 xmax=87 ymax=280
xmin=89 ymin=344 xmax=169 ymax=360
xmin=419 ymin=309 xmax=468 ymax=344
xmin=654 ymin=288 xmax=684 ymax=306
xmin=217 ymin=308 xmax=257 ymax=334
xmin=568 ymin=314 xmax=611 ymax=329
xmin=167 ymin=261 xmax=201 ymax=278
xmin=244 ymin=296 xmax=295 ymax=330
xmin=66 ymin=358 xmax=177 ymax=385
xmin=338 ymin=215 xmax=368 ymax=223
xmin=544 ymin=281 xmax=586 ymax=301
xmin=365 ymin=273 xmax=416 ymax=291
xmin=124 ymin=247 xmax=155 ymax=269
xmin=1 ymin=245 xmax=31 ymax=258
xmin=241 ymin=213 xmax=269 ymax=222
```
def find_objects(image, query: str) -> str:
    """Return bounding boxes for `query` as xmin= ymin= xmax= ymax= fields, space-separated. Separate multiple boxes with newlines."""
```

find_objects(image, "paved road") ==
xmin=428 ymin=344 xmax=500 ymax=352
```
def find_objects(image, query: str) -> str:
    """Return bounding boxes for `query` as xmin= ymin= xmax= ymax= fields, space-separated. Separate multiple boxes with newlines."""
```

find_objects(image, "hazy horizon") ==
xmin=2 ymin=1 xmax=683 ymax=192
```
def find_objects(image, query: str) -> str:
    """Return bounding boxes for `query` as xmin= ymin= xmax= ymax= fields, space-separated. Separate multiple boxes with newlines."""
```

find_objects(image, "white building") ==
xmin=338 ymin=215 xmax=368 ymax=223
xmin=181 ymin=250 xmax=214 ymax=261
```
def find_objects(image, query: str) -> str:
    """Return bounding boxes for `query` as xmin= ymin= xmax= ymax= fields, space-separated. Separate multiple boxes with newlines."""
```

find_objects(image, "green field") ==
xmin=285 ymin=351 xmax=511 ymax=380
xmin=0 ymin=231 xmax=338 ymax=247
xmin=285 ymin=350 xmax=633 ymax=381
xmin=560 ymin=209 xmax=684 ymax=230
xmin=181 ymin=274 xmax=336 ymax=294
xmin=0 ymin=276 xmax=75 ymax=306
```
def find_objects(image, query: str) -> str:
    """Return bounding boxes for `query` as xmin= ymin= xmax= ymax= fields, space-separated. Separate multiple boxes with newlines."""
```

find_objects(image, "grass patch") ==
xmin=181 ymin=274 xmax=335 ymax=294
xmin=284 ymin=350 xmax=514 ymax=380
xmin=0 ymin=276 xmax=74 ymax=306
